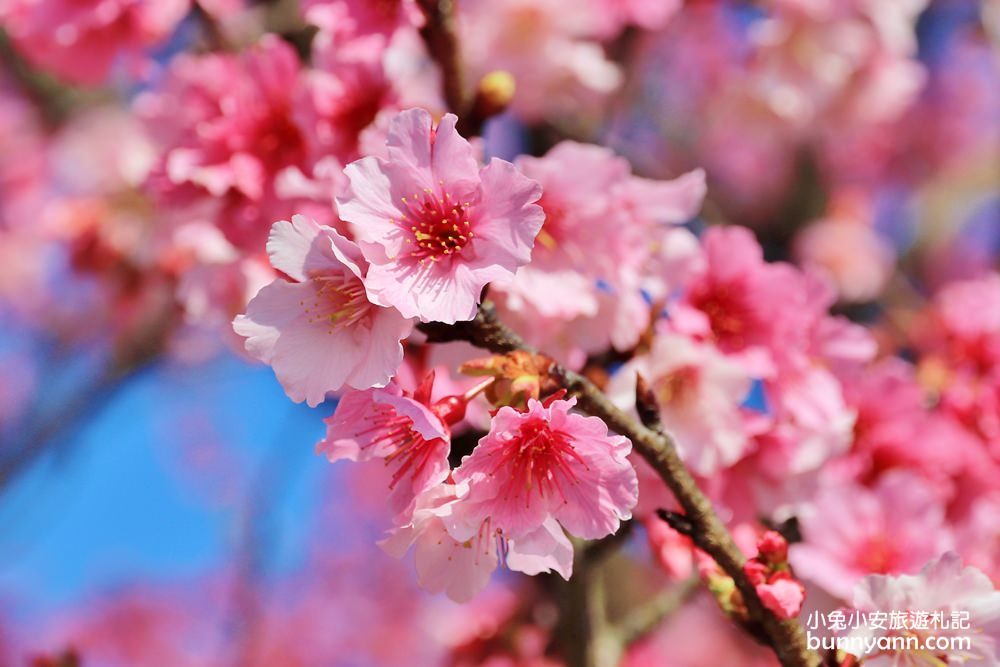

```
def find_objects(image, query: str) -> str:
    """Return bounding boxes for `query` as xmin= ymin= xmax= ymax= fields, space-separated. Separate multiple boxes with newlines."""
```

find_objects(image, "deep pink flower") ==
xmin=451 ymin=397 xmax=637 ymax=541
xmin=672 ymin=225 xmax=819 ymax=375
xmin=233 ymin=215 xmax=412 ymax=407
xmin=137 ymin=36 xmax=335 ymax=253
xmin=316 ymin=377 xmax=457 ymax=517
xmin=338 ymin=108 xmax=544 ymax=324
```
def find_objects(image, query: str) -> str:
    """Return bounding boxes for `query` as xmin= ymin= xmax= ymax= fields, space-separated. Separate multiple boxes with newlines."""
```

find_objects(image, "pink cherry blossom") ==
xmin=791 ymin=472 xmax=953 ymax=600
xmin=846 ymin=553 xmax=1000 ymax=666
xmin=451 ymin=397 xmax=637 ymax=541
xmin=794 ymin=209 xmax=895 ymax=304
xmin=137 ymin=35 xmax=336 ymax=254
xmin=338 ymin=108 xmax=544 ymax=324
xmin=233 ymin=215 xmax=412 ymax=407
xmin=317 ymin=378 xmax=452 ymax=518
xmin=671 ymin=225 xmax=819 ymax=375
xmin=608 ymin=332 xmax=753 ymax=476
xmin=0 ymin=0 xmax=190 ymax=85
xmin=457 ymin=0 xmax=623 ymax=121
xmin=381 ymin=482 xmax=573 ymax=602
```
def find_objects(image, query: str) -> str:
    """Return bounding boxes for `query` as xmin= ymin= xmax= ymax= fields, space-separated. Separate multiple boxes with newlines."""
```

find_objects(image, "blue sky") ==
xmin=0 ymin=353 xmax=329 ymax=622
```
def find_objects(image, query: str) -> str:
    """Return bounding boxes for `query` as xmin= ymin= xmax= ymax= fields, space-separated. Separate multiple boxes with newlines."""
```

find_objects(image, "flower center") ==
xmin=692 ymin=286 xmax=749 ymax=350
xmin=397 ymin=188 xmax=474 ymax=265
xmin=654 ymin=366 xmax=699 ymax=406
xmin=360 ymin=406 xmax=445 ymax=489
xmin=300 ymin=275 xmax=371 ymax=335
xmin=493 ymin=419 xmax=588 ymax=504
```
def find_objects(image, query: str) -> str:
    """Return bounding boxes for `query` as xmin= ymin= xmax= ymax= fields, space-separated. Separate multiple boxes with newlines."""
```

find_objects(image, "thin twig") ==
xmin=417 ymin=303 xmax=822 ymax=667
xmin=615 ymin=575 xmax=700 ymax=648
xmin=416 ymin=0 xmax=468 ymax=117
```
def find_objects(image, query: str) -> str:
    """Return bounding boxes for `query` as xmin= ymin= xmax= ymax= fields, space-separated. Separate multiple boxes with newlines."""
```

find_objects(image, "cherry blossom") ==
xmin=451 ymin=397 xmax=637 ymax=542
xmin=338 ymin=108 xmax=544 ymax=324
xmin=234 ymin=215 xmax=412 ymax=406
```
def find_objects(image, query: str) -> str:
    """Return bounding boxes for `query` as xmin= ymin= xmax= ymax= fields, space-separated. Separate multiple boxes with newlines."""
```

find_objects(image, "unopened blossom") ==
xmin=845 ymin=553 xmax=1000 ymax=666
xmin=233 ymin=215 xmax=412 ymax=407
xmin=381 ymin=482 xmax=573 ymax=602
xmin=451 ymin=397 xmax=637 ymax=542
xmin=756 ymin=575 xmax=806 ymax=620
xmin=338 ymin=108 xmax=544 ymax=324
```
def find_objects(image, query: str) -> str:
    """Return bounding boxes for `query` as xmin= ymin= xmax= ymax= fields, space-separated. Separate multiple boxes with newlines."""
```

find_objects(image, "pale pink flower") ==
xmin=457 ymin=0 xmax=622 ymax=121
xmin=338 ymin=108 xmax=544 ymax=324
xmin=846 ymin=553 xmax=1000 ymax=666
xmin=956 ymin=494 xmax=1000 ymax=584
xmin=494 ymin=142 xmax=704 ymax=366
xmin=451 ymin=397 xmax=637 ymax=541
xmin=608 ymin=332 xmax=753 ymax=476
xmin=303 ymin=0 xmax=421 ymax=40
xmin=316 ymin=377 xmax=453 ymax=518
xmin=501 ymin=141 xmax=704 ymax=323
xmin=381 ymin=482 xmax=573 ymax=602
xmin=791 ymin=472 xmax=953 ymax=600
xmin=794 ymin=214 xmax=895 ymax=304
xmin=756 ymin=365 xmax=856 ymax=476
xmin=234 ymin=215 xmax=412 ymax=407
xmin=0 ymin=0 xmax=190 ymax=85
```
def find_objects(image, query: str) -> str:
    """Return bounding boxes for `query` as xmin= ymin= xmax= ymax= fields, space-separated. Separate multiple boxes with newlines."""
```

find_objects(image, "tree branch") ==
xmin=416 ymin=0 xmax=468 ymax=116
xmin=417 ymin=303 xmax=822 ymax=667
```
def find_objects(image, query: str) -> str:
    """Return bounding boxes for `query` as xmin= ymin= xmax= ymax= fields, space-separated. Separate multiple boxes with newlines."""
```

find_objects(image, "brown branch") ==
xmin=416 ymin=0 xmax=468 ymax=115
xmin=417 ymin=303 xmax=822 ymax=667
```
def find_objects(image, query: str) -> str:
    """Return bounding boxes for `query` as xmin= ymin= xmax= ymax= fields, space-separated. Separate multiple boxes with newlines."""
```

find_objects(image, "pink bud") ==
xmin=757 ymin=530 xmax=789 ymax=565
xmin=756 ymin=577 xmax=805 ymax=620
xmin=742 ymin=559 xmax=769 ymax=586
xmin=431 ymin=395 xmax=468 ymax=426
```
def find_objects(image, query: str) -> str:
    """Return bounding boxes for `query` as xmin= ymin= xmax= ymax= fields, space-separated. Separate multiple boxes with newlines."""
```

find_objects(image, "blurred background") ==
xmin=0 ymin=0 xmax=997 ymax=665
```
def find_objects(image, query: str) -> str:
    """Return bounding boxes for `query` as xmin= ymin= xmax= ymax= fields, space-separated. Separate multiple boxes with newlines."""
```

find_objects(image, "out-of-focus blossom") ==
xmin=609 ymin=333 xmax=752 ymax=476
xmin=234 ymin=215 xmax=412 ymax=406
xmin=0 ymin=0 xmax=190 ymax=85
xmin=452 ymin=397 xmax=637 ymax=541
xmin=137 ymin=35 xmax=334 ymax=255
xmin=381 ymin=481 xmax=573 ymax=602
xmin=671 ymin=226 xmax=816 ymax=376
xmin=794 ymin=196 xmax=896 ymax=304
xmin=339 ymin=108 xmax=544 ymax=324
xmin=622 ymin=595 xmax=779 ymax=667
xmin=494 ymin=141 xmax=705 ymax=364
xmin=845 ymin=553 xmax=1000 ymax=666
xmin=791 ymin=472 xmax=953 ymax=600
xmin=457 ymin=0 xmax=622 ymax=121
